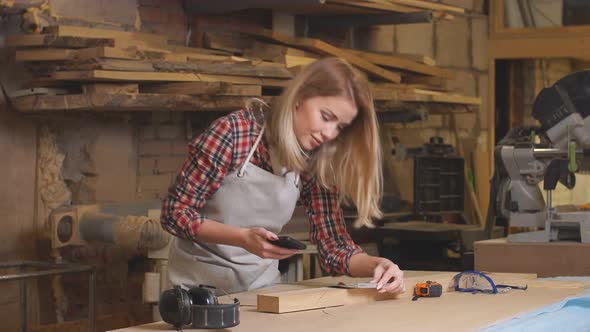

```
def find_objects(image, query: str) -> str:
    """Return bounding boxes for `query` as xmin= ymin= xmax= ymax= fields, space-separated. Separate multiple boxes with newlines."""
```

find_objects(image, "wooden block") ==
xmin=257 ymin=287 xmax=396 ymax=313
xmin=83 ymin=83 xmax=139 ymax=95
xmin=140 ymin=82 xmax=261 ymax=96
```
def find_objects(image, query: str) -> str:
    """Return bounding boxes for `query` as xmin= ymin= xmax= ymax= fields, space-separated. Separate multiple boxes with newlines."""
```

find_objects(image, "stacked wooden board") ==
xmin=4 ymin=23 xmax=480 ymax=113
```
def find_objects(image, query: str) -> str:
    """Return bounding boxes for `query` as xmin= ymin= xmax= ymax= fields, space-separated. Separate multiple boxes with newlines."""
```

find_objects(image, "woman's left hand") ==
xmin=371 ymin=257 xmax=405 ymax=294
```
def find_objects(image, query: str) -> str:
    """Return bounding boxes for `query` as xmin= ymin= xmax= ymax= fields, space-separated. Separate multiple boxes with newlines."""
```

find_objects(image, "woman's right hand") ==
xmin=240 ymin=227 xmax=299 ymax=259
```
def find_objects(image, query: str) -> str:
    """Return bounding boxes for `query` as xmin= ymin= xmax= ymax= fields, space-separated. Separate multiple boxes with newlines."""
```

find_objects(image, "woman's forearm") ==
xmin=348 ymin=252 xmax=380 ymax=277
xmin=194 ymin=219 xmax=247 ymax=247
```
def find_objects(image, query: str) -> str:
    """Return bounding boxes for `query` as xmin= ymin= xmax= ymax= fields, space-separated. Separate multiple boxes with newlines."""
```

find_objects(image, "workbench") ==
xmin=109 ymin=271 xmax=590 ymax=332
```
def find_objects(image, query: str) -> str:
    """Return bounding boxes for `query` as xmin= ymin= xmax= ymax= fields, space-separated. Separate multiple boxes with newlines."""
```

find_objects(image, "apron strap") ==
xmin=238 ymin=124 xmax=265 ymax=177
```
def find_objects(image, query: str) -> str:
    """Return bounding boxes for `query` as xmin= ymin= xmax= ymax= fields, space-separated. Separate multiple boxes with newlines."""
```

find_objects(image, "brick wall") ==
xmin=136 ymin=112 xmax=188 ymax=200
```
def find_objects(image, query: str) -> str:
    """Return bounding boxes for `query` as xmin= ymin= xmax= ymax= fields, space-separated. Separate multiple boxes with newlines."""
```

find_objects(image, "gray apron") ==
xmin=167 ymin=125 xmax=300 ymax=295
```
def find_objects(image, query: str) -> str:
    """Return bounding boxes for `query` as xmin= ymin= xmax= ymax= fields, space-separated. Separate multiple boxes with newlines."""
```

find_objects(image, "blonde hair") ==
xmin=266 ymin=57 xmax=383 ymax=228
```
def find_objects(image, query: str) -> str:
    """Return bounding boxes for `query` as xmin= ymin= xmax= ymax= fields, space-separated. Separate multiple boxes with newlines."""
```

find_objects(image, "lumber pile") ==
xmin=4 ymin=22 xmax=480 ymax=113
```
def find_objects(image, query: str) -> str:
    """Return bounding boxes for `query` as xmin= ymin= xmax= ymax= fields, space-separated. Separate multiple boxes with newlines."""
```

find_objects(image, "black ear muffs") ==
xmin=159 ymin=285 xmax=240 ymax=330
xmin=159 ymin=286 xmax=192 ymax=330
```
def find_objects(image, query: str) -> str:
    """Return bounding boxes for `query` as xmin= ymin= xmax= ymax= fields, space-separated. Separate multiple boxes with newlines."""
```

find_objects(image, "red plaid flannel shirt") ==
xmin=161 ymin=108 xmax=363 ymax=275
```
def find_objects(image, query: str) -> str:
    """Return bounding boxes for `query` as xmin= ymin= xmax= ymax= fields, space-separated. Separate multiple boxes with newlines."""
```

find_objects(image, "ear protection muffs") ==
xmin=159 ymin=285 xmax=240 ymax=330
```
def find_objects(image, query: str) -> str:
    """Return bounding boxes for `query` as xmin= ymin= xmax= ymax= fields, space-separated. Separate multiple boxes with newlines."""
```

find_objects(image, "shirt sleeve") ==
xmin=160 ymin=116 xmax=235 ymax=242
xmin=300 ymin=173 xmax=364 ymax=275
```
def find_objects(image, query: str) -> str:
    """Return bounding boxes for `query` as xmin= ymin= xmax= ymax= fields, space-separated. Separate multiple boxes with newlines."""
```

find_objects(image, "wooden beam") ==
xmin=347 ymin=49 xmax=455 ymax=78
xmin=140 ymin=82 xmax=262 ymax=96
xmin=48 ymin=70 xmax=289 ymax=87
xmin=11 ymin=93 xmax=268 ymax=112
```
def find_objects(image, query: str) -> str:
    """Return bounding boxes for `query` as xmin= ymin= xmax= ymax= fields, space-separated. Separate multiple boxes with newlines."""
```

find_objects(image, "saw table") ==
xmin=109 ymin=271 xmax=590 ymax=332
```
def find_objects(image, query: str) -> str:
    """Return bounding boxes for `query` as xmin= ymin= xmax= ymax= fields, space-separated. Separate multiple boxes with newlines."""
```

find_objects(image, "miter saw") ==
xmin=489 ymin=70 xmax=590 ymax=243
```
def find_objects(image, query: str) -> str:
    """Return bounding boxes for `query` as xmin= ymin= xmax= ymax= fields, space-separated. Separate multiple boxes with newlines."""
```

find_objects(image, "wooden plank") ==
xmin=39 ymin=59 xmax=292 ymax=78
xmin=42 ymin=25 xmax=168 ymax=48
xmin=347 ymin=49 xmax=455 ymax=78
xmin=281 ymin=54 xmax=317 ymax=68
xmin=11 ymin=93 xmax=267 ymax=112
xmin=243 ymin=41 xmax=318 ymax=61
xmin=152 ymin=61 xmax=293 ymax=78
xmin=203 ymin=32 xmax=254 ymax=54
xmin=48 ymin=70 xmax=289 ymax=87
xmin=77 ymin=47 xmax=140 ymax=60
xmin=4 ymin=34 xmax=114 ymax=48
xmin=257 ymin=287 xmax=397 ymax=313
xmin=166 ymin=45 xmax=232 ymax=56
xmin=186 ymin=53 xmax=250 ymax=63
xmin=15 ymin=48 xmax=79 ymax=61
xmin=387 ymin=0 xmax=465 ymax=13
xmin=238 ymin=27 xmax=402 ymax=83
xmin=82 ymin=83 xmax=139 ymax=95
xmin=140 ymin=82 xmax=261 ymax=96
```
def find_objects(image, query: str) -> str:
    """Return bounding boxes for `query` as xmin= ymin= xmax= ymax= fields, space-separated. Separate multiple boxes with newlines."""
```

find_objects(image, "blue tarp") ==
xmin=481 ymin=278 xmax=590 ymax=332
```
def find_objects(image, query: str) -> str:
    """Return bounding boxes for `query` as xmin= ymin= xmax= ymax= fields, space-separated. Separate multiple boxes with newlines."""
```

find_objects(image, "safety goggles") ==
xmin=452 ymin=270 xmax=528 ymax=294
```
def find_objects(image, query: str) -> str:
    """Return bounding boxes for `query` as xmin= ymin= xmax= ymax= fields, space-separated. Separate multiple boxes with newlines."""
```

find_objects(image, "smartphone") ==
xmin=270 ymin=236 xmax=307 ymax=250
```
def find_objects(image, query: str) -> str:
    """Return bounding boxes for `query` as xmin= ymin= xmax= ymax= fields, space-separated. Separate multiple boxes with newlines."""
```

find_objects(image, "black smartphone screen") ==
xmin=270 ymin=236 xmax=307 ymax=250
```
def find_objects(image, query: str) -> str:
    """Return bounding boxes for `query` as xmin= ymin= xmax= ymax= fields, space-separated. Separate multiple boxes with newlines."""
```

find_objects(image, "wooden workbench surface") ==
xmin=110 ymin=271 xmax=589 ymax=332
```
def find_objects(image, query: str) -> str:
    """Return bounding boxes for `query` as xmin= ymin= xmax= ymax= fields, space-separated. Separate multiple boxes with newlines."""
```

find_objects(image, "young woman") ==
xmin=161 ymin=57 xmax=405 ymax=295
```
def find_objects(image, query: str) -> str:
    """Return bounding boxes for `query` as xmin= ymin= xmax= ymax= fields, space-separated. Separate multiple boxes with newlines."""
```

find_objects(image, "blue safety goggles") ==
xmin=453 ymin=270 xmax=528 ymax=294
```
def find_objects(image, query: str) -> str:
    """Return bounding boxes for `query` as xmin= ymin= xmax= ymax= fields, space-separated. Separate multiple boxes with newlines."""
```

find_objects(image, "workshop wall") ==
xmin=0 ymin=0 xmax=188 ymax=330
xmin=363 ymin=0 xmax=489 ymax=218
